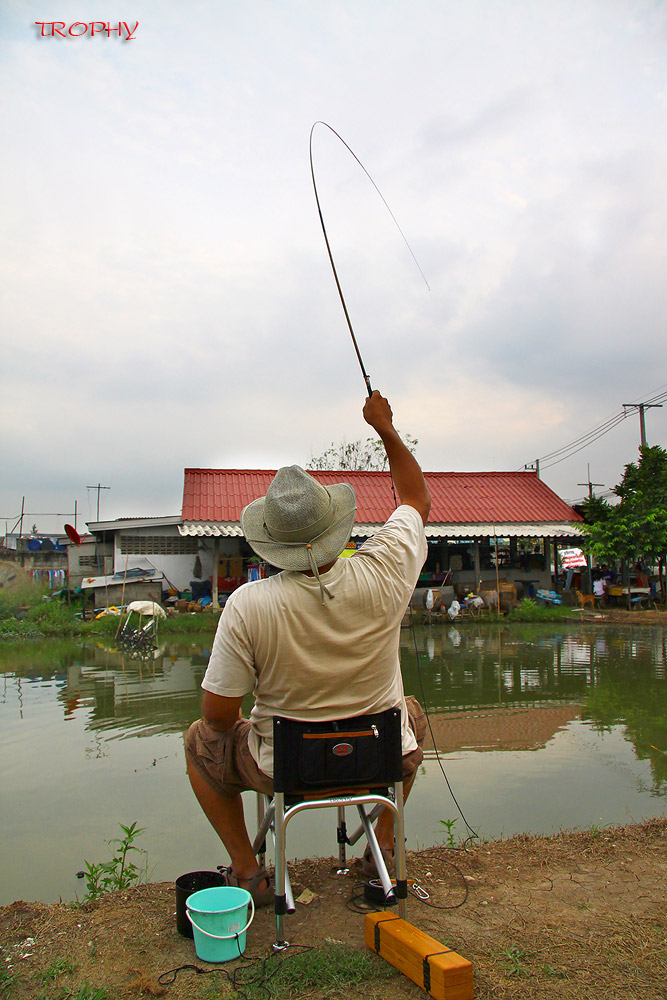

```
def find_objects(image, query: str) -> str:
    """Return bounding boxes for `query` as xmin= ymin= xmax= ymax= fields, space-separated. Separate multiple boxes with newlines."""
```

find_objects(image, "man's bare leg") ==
xmin=186 ymin=756 xmax=266 ymax=887
xmin=374 ymin=771 xmax=416 ymax=853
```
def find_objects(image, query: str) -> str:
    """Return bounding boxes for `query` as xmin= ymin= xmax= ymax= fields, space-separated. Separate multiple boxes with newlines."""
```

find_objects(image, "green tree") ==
xmin=308 ymin=433 xmax=418 ymax=472
xmin=579 ymin=494 xmax=612 ymax=527
xmin=582 ymin=445 xmax=667 ymax=602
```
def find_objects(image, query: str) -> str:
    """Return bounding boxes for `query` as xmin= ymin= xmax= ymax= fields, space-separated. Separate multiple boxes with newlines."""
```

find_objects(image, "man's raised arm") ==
xmin=363 ymin=390 xmax=431 ymax=525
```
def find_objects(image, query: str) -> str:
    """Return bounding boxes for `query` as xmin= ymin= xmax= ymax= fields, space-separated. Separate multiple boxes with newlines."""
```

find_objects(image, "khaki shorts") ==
xmin=185 ymin=695 xmax=426 ymax=799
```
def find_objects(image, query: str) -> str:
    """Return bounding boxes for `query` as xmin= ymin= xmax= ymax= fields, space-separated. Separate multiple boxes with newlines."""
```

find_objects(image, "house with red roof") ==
xmin=179 ymin=468 xmax=583 ymax=605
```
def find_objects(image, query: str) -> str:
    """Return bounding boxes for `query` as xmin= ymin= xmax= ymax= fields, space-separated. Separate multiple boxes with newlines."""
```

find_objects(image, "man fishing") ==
xmin=185 ymin=389 xmax=431 ymax=906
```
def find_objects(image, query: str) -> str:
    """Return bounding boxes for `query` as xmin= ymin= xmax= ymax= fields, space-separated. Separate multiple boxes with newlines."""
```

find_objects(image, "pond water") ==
xmin=1 ymin=623 xmax=666 ymax=905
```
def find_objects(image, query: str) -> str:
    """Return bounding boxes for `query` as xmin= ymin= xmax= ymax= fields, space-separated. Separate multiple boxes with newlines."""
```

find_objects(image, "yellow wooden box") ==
xmin=365 ymin=912 xmax=473 ymax=1000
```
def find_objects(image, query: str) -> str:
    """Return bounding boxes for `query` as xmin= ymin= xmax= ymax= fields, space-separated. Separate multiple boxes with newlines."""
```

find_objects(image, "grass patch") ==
xmin=218 ymin=943 xmax=398 ymax=999
xmin=0 ymin=967 xmax=17 ymax=996
xmin=36 ymin=956 xmax=76 ymax=983
xmin=68 ymin=985 xmax=108 ymax=1000
xmin=496 ymin=944 xmax=533 ymax=978
xmin=0 ymin=580 xmax=45 ymax=616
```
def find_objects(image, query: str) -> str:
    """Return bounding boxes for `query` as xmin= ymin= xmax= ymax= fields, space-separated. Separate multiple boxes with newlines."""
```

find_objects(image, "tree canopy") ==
xmin=581 ymin=445 xmax=667 ymax=571
xmin=308 ymin=433 xmax=418 ymax=472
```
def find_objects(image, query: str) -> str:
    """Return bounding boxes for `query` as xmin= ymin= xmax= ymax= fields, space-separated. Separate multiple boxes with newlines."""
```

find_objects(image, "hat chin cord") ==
xmin=306 ymin=543 xmax=334 ymax=605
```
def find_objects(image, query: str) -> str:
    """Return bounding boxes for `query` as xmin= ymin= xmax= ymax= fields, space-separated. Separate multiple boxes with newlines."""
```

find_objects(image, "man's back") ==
xmin=202 ymin=505 xmax=426 ymax=773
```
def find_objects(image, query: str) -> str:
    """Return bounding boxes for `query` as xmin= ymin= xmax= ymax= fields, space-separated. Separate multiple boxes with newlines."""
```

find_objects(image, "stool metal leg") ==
xmin=345 ymin=802 xmax=384 ymax=845
xmin=273 ymin=790 xmax=289 ymax=949
xmin=356 ymin=803 xmax=395 ymax=900
xmin=252 ymin=794 xmax=274 ymax=864
xmin=336 ymin=805 xmax=349 ymax=872
xmin=256 ymin=793 xmax=267 ymax=869
xmin=393 ymin=780 xmax=407 ymax=919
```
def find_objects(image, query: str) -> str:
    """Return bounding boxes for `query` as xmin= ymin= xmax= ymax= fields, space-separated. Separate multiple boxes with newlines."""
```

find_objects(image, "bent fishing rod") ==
xmin=309 ymin=130 xmax=479 ymax=842
xmin=309 ymin=121 xmax=429 ymax=398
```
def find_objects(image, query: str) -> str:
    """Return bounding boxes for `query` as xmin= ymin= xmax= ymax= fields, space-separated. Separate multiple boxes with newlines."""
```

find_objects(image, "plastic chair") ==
xmin=252 ymin=707 xmax=407 ymax=950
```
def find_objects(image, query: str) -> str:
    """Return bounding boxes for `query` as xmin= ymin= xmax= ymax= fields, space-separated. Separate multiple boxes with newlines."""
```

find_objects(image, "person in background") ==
xmin=593 ymin=575 xmax=607 ymax=605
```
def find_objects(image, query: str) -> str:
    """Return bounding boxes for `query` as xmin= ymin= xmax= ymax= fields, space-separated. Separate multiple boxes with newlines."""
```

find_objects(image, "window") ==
xmin=119 ymin=535 xmax=199 ymax=555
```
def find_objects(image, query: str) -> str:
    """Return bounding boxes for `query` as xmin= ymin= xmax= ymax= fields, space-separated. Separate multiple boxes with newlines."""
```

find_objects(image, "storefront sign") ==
xmin=558 ymin=547 xmax=587 ymax=569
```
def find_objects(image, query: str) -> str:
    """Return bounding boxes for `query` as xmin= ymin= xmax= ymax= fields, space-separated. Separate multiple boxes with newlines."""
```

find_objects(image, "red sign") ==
xmin=559 ymin=547 xmax=587 ymax=569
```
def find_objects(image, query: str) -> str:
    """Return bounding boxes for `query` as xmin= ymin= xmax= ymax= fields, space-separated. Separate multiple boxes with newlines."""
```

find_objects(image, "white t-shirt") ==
xmin=201 ymin=504 xmax=427 ymax=775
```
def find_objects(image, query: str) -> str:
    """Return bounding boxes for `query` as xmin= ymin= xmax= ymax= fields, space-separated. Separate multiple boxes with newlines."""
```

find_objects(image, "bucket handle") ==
xmin=187 ymin=896 xmax=255 ymax=940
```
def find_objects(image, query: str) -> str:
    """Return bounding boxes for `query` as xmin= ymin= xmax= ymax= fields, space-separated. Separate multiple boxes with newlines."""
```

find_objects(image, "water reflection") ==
xmin=1 ymin=641 xmax=210 ymax=738
xmin=399 ymin=623 xmax=667 ymax=791
xmin=1 ymin=624 xmax=666 ymax=905
xmin=2 ymin=625 xmax=665 ymax=784
xmin=401 ymin=624 xmax=666 ymax=698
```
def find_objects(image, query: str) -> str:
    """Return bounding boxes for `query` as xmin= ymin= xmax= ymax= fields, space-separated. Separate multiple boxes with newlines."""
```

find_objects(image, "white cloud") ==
xmin=1 ymin=0 xmax=666 ymax=530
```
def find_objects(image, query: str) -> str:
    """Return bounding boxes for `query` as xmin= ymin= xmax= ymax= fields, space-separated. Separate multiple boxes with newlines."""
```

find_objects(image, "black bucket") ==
xmin=175 ymin=870 xmax=226 ymax=938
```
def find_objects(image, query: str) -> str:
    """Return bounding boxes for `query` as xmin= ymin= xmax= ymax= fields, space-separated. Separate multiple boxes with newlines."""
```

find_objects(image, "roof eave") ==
xmin=180 ymin=520 xmax=584 ymax=540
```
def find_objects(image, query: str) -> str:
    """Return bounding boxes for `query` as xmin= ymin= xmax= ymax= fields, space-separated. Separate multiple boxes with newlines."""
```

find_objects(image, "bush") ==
xmin=507 ymin=598 xmax=576 ymax=622
xmin=0 ymin=580 xmax=49 ymax=620
xmin=0 ymin=585 xmax=222 ymax=641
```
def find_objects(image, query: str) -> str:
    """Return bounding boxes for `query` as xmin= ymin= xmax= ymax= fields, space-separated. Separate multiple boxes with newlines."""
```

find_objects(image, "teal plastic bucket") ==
xmin=186 ymin=886 xmax=255 ymax=963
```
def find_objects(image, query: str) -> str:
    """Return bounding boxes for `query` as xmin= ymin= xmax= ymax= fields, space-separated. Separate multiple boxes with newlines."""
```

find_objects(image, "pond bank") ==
xmin=3 ymin=603 xmax=666 ymax=642
xmin=2 ymin=818 xmax=665 ymax=999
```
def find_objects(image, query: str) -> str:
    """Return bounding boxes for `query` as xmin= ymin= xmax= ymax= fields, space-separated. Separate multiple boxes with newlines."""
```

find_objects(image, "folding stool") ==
xmin=252 ymin=706 xmax=408 ymax=949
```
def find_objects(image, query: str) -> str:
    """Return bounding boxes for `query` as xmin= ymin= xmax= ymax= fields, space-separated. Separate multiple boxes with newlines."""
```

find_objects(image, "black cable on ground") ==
xmin=345 ymin=845 xmax=470 ymax=915
xmin=158 ymin=943 xmax=313 ymax=999
xmin=410 ymin=846 xmax=471 ymax=909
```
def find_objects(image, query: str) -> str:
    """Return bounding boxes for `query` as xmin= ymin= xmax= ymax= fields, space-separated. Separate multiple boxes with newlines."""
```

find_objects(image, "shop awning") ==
xmin=423 ymin=521 xmax=585 ymax=539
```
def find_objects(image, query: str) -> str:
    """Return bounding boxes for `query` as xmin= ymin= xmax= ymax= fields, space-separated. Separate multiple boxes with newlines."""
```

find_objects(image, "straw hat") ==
xmin=241 ymin=466 xmax=356 ymax=579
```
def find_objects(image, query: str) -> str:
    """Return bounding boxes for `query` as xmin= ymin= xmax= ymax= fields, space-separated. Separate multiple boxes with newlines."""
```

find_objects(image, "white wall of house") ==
xmin=110 ymin=524 xmax=243 ymax=593
xmin=112 ymin=523 xmax=197 ymax=592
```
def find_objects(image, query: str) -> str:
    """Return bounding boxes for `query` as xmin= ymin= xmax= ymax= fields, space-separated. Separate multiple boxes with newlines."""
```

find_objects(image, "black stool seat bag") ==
xmin=272 ymin=707 xmax=403 ymax=795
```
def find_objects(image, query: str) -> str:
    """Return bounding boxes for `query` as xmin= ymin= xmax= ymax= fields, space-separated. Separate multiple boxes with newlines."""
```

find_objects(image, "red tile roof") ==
xmin=181 ymin=469 xmax=582 ymax=525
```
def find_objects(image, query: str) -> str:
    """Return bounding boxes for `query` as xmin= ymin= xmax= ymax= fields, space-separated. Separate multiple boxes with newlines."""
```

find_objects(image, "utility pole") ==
xmin=622 ymin=402 xmax=663 ymax=448
xmin=524 ymin=460 xmax=540 ymax=478
xmin=577 ymin=464 xmax=604 ymax=499
xmin=576 ymin=465 xmax=603 ymax=596
xmin=86 ymin=484 xmax=110 ymax=521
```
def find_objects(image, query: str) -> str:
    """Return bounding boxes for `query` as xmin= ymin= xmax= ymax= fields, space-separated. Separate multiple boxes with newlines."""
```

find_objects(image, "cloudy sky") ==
xmin=2 ymin=0 xmax=666 ymax=534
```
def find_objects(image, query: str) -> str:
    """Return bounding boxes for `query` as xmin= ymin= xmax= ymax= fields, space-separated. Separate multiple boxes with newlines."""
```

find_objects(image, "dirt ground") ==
xmin=2 ymin=818 xmax=665 ymax=1000
xmin=570 ymin=606 xmax=667 ymax=626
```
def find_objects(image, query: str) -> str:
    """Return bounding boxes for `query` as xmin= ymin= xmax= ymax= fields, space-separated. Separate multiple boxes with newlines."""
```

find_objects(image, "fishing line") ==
xmin=396 ymin=493 xmax=479 ymax=843
xmin=411 ymin=620 xmax=479 ymax=843
xmin=309 ymin=121 xmax=429 ymax=397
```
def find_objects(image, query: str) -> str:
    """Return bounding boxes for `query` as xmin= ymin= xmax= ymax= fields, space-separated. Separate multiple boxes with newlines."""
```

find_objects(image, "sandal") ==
xmin=355 ymin=844 xmax=395 ymax=880
xmin=220 ymin=866 xmax=274 ymax=908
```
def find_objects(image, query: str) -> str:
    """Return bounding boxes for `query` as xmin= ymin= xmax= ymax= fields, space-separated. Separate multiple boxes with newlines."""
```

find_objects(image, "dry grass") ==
xmin=1 ymin=819 xmax=665 ymax=1000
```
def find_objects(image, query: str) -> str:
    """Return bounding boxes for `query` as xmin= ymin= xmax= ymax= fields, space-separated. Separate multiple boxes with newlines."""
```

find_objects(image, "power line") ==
xmin=522 ymin=386 xmax=667 ymax=473
xmin=636 ymin=382 xmax=667 ymax=406
xmin=518 ymin=412 xmax=625 ymax=473
xmin=537 ymin=412 xmax=626 ymax=463
xmin=565 ymin=485 xmax=617 ymax=505
xmin=540 ymin=414 xmax=627 ymax=471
